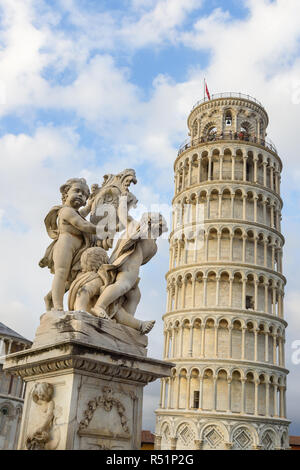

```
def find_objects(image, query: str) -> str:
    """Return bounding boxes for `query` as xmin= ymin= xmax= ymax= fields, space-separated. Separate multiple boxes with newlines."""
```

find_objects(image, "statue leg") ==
xmin=114 ymin=307 xmax=155 ymax=334
xmin=52 ymin=252 xmax=74 ymax=311
xmin=91 ymin=271 xmax=137 ymax=317
xmin=44 ymin=291 xmax=53 ymax=311
xmin=122 ymin=285 xmax=141 ymax=316
xmin=74 ymin=279 xmax=100 ymax=312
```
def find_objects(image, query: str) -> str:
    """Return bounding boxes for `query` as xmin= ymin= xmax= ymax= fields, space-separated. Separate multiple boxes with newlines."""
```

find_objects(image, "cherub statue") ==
xmin=68 ymin=246 xmax=155 ymax=334
xmin=90 ymin=211 xmax=168 ymax=329
xmin=39 ymin=178 xmax=97 ymax=311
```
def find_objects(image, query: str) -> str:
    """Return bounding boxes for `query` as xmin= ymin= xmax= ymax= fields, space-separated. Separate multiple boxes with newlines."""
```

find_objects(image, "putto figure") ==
xmin=90 ymin=212 xmax=168 ymax=329
xmin=39 ymin=178 xmax=97 ymax=311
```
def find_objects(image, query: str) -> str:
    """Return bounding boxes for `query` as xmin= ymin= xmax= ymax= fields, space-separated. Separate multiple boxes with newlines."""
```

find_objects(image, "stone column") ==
xmin=272 ymin=286 xmax=277 ymax=316
xmin=201 ymin=325 xmax=205 ymax=358
xmin=213 ymin=375 xmax=217 ymax=412
xmin=274 ymin=384 xmax=278 ymax=417
xmin=227 ymin=378 xmax=232 ymax=412
xmin=265 ymin=332 xmax=269 ymax=363
xmin=270 ymin=205 xmax=274 ymax=229
xmin=217 ymin=233 xmax=221 ymax=261
xmin=254 ymin=157 xmax=258 ymax=183
xmin=263 ymin=161 xmax=267 ymax=187
xmin=242 ymin=195 xmax=247 ymax=220
xmin=188 ymin=160 xmax=192 ymax=186
xmin=192 ymin=277 xmax=196 ymax=308
xmin=188 ymin=325 xmax=194 ymax=357
xmin=163 ymin=330 xmax=169 ymax=358
xmin=181 ymin=280 xmax=186 ymax=309
xmin=182 ymin=165 xmax=186 ymax=190
xmin=167 ymin=378 xmax=172 ymax=409
xmin=254 ymin=236 xmax=258 ymax=265
xmin=254 ymin=328 xmax=258 ymax=361
xmin=170 ymin=437 xmax=177 ymax=451
xmin=199 ymin=376 xmax=204 ymax=410
xmin=254 ymin=379 xmax=259 ymax=416
xmin=279 ymin=387 xmax=285 ymax=418
xmin=242 ymin=278 xmax=246 ymax=309
xmin=272 ymin=334 xmax=277 ymax=364
xmin=171 ymin=328 xmax=175 ymax=358
xmin=0 ymin=338 xmax=6 ymax=358
xmin=198 ymin=156 xmax=202 ymax=183
xmin=263 ymin=200 xmax=267 ymax=223
xmin=159 ymin=379 xmax=164 ymax=408
xmin=270 ymin=166 xmax=274 ymax=191
xmin=174 ymin=282 xmax=179 ymax=309
xmin=194 ymin=439 xmax=204 ymax=450
xmin=271 ymin=244 xmax=275 ymax=270
xmin=154 ymin=435 xmax=162 ymax=450
xmin=161 ymin=378 xmax=166 ymax=409
xmin=220 ymin=156 xmax=224 ymax=181
xmin=254 ymin=196 xmax=258 ymax=222
xmin=207 ymin=196 xmax=211 ymax=219
xmin=231 ymin=155 xmax=235 ymax=181
xmin=241 ymin=378 xmax=246 ymax=414
xmin=254 ymin=280 xmax=258 ymax=311
xmin=218 ymin=194 xmax=222 ymax=218
xmin=241 ymin=327 xmax=246 ymax=360
xmin=230 ymin=195 xmax=235 ymax=219
xmin=278 ymin=337 xmax=283 ymax=367
xmin=216 ymin=276 xmax=220 ymax=306
xmin=203 ymin=277 xmax=208 ymax=306
xmin=176 ymin=375 xmax=180 ymax=409
xmin=7 ymin=339 xmax=13 ymax=354
xmin=282 ymin=338 xmax=286 ymax=367
xmin=242 ymin=235 xmax=247 ymax=263
xmin=179 ymin=325 xmax=184 ymax=357
xmin=266 ymin=380 xmax=270 ymax=417
xmin=186 ymin=374 xmax=191 ymax=410
xmin=230 ymin=235 xmax=234 ymax=261
xmin=243 ymin=156 xmax=247 ymax=182
xmin=208 ymin=156 xmax=212 ymax=181
xmin=263 ymin=239 xmax=268 ymax=268
xmin=264 ymin=283 xmax=269 ymax=313
xmin=229 ymin=278 xmax=233 ymax=307
xmin=214 ymin=323 xmax=218 ymax=357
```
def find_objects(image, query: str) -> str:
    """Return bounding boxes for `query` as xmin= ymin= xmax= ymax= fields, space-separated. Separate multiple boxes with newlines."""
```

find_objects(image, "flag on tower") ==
xmin=205 ymin=79 xmax=211 ymax=100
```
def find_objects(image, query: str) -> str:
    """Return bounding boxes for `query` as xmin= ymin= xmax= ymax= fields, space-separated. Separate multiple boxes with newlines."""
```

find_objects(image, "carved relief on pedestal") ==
xmin=78 ymin=386 xmax=131 ymax=449
xmin=25 ymin=383 xmax=60 ymax=450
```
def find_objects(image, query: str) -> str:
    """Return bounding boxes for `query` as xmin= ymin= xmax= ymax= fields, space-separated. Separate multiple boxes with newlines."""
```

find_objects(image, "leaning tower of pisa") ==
xmin=155 ymin=93 xmax=290 ymax=450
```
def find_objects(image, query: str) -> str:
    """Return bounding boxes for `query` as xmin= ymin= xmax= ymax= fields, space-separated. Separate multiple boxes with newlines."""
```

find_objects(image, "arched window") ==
xmin=225 ymin=110 xmax=232 ymax=126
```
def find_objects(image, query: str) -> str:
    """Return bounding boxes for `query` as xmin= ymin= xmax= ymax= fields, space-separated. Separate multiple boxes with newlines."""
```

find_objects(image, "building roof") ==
xmin=0 ymin=322 xmax=31 ymax=343
xmin=141 ymin=431 xmax=155 ymax=444
xmin=290 ymin=436 xmax=300 ymax=446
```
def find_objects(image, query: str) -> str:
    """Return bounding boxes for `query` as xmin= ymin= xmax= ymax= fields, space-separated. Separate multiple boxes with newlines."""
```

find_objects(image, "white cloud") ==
xmin=120 ymin=0 xmax=201 ymax=48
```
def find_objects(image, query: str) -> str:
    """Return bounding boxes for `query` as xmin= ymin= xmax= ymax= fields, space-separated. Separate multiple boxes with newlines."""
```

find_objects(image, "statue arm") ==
xmin=62 ymin=207 xmax=97 ymax=234
xmin=79 ymin=196 xmax=94 ymax=218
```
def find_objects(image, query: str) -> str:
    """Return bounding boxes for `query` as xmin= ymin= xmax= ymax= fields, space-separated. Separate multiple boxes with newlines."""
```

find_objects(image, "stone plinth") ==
xmin=3 ymin=311 xmax=172 ymax=450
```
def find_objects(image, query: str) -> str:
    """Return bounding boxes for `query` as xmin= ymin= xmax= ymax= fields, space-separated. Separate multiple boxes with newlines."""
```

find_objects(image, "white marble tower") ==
xmin=155 ymin=93 xmax=290 ymax=450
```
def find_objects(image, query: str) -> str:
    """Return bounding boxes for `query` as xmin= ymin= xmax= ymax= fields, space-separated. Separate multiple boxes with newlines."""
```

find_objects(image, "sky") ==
xmin=0 ymin=0 xmax=300 ymax=434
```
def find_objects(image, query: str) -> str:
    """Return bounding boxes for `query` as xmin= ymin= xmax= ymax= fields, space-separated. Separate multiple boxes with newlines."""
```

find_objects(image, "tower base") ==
xmin=4 ymin=311 xmax=172 ymax=450
xmin=155 ymin=410 xmax=290 ymax=450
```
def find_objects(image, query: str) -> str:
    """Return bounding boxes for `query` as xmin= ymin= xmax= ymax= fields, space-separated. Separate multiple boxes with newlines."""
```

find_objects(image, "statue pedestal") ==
xmin=3 ymin=311 xmax=172 ymax=450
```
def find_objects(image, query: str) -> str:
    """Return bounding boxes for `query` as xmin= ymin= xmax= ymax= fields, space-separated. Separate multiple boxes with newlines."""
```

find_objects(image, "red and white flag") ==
xmin=205 ymin=79 xmax=211 ymax=100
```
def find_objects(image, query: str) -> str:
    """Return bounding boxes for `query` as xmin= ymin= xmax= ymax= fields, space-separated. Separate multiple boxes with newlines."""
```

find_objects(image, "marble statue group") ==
xmin=39 ymin=169 xmax=167 ymax=335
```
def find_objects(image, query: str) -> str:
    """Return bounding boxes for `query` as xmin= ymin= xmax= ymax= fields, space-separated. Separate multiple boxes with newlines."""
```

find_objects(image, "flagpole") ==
xmin=204 ymin=78 xmax=206 ymax=101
